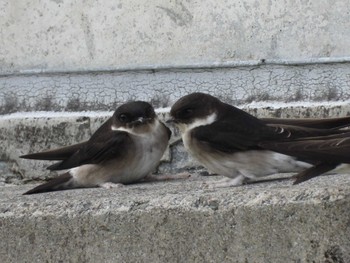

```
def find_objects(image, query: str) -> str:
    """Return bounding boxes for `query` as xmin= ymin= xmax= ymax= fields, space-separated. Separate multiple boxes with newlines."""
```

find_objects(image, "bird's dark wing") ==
xmin=191 ymin=120 xmax=269 ymax=153
xmin=261 ymin=116 xmax=350 ymax=130
xmin=20 ymin=142 xmax=87 ymax=160
xmin=23 ymin=172 xmax=76 ymax=195
xmin=259 ymin=132 xmax=350 ymax=164
xmin=20 ymin=118 xmax=115 ymax=161
xmin=47 ymin=131 xmax=132 ymax=170
xmin=191 ymin=117 xmax=348 ymax=154
xmin=266 ymin=123 xmax=348 ymax=140
xmin=292 ymin=163 xmax=338 ymax=185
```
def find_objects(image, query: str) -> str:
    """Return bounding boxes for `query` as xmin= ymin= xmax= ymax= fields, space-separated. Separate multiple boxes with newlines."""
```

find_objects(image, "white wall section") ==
xmin=1 ymin=0 xmax=350 ymax=74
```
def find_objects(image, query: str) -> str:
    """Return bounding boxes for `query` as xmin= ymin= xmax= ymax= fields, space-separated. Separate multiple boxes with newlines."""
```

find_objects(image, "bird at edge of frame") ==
xmin=21 ymin=101 xmax=189 ymax=195
xmin=168 ymin=92 xmax=350 ymax=188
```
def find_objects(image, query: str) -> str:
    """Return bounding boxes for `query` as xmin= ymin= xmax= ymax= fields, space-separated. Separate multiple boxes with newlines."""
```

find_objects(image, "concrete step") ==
xmin=1 ymin=173 xmax=349 ymax=263
xmin=1 ymin=104 xmax=350 ymax=262
xmin=1 ymin=102 xmax=350 ymax=184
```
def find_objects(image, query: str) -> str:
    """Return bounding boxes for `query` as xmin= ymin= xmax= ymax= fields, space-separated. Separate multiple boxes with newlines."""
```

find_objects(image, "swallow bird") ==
xmin=21 ymin=101 xmax=171 ymax=194
xmin=169 ymin=92 xmax=350 ymax=187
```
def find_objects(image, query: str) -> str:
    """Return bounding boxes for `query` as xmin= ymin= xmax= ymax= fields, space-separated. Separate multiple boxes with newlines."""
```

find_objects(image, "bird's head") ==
xmin=112 ymin=101 xmax=157 ymax=133
xmin=168 ymin=93 xmax=219 ymax=132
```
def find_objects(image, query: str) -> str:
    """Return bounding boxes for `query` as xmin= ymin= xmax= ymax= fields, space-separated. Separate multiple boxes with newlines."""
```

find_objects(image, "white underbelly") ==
xmin=182 ymin=131 xmax=311 ymax=178
xmin=203 ymin=150 xmax=311 ymax=178
xmin=115 ymin=145 xmax=165 ymax=184
xmin=70 ymin=121 xmax=168 ymax=186
xmin=70 ymin=145 xmax=165 ymax=185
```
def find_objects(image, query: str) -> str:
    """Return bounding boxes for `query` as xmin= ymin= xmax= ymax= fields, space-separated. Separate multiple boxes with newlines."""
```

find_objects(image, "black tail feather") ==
xmin=262 ymin=117 xmax=350 ymax=130
xmin=293 ymin=163 xmax=337 ymax=185
xmin=20 ymin=142 xmax=86 ymax=161
xmin=23 ymin=172 xmax=75 ymax=195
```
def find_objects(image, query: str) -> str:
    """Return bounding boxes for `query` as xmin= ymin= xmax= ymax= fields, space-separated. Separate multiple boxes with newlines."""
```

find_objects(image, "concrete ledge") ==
xmin=1 ymin=103 xmax=350 ymax=183
xmin=1 ymin=104 xmax=350 ymax=262
xmin=1 ymin=173 xmax=349 ymax=263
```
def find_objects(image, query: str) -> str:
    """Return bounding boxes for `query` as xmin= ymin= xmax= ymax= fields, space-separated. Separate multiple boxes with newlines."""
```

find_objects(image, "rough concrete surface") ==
xmin=1 ymin=173 xmax=349 ymax=263
xmin=1 ymin=104 xmax=350 ymax=183
xmin=2 ymin=1 xmax=350 ymax=260
xmin=1 ymin=104 xmax=350 ymax=262
xmin=1 ymin=0 xmax=350 ymax=73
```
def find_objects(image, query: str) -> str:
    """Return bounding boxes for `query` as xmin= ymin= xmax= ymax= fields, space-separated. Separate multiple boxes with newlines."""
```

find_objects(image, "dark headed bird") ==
xmin=169 ymin=92 xmax=350 ymax=187
xmin=21 ymin=101 xmax=171 ymax=194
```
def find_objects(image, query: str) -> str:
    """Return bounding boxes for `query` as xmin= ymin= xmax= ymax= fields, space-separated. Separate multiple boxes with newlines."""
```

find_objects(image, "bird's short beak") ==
xmin=137 ymin=117 xmax=144 ymax=123
xmin=134 ymin=117 xmax=151 ymax=125
xmin=166 ymin=117 xmax=176 ymax=124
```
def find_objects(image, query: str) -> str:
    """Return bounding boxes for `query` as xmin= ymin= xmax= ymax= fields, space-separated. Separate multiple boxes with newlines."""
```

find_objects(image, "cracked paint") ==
xmin=1 ymin=63 xmax=350 ymax=114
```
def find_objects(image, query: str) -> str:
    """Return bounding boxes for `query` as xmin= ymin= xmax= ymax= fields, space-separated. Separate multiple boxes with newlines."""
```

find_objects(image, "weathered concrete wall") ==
xmin=1 ymin=107 xmax=350 ymax=263
xmin=1 ymin=1 xmax=350 ymax=114
xmin=2 ymin=2 xmax=350 ymax=262
xmin=1 ymin=63 xmax=350 ymax=114
xmin=1 ymin=0 xmax=350 ymax=74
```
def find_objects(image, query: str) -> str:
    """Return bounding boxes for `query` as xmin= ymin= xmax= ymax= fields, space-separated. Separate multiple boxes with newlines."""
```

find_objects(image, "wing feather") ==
xmin=48 ymin=131 xmax=132 ymax=170
xmin=20 ymin=142 xmax=87 ymax=160
xmin=260 ymin=132 xmax=350 ymax=164
xmin=191 ymin=117 xmax=350 ymax=157
xmin=262 ymin=116 xmax=350 ymax=129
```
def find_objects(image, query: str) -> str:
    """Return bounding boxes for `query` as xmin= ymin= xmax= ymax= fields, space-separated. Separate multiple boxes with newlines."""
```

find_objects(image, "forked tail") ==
xmin=23 ymin=172 xmax=77 ymax=195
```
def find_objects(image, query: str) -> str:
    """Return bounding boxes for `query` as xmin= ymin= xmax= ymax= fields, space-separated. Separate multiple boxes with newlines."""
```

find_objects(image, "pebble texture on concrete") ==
xmin=2 ymin=1 xmax=350 ymax=261
xmin=1 ymin=105 xmax=349 ymax=263
xmin=1 ymin=173 xmax=349 ymax=263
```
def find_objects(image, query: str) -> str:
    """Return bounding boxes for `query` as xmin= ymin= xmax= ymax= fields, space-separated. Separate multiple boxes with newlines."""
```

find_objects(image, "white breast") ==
xmin=186 ymin=138 xmax=311 ymax=179
xmin=124 ymin=120 xmax=167 ymax=182
xmin=179 ymin=114 xmax=312 ymax=179
xmin=70 ymin=120 xmax=168 ymax=186
xmin=180 ymin=112 xmax=217 ymax=156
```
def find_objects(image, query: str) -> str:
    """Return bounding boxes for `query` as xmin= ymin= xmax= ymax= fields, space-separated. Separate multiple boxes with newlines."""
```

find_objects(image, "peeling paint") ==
xmin=1 ymin=63 xmax=350 ymax=114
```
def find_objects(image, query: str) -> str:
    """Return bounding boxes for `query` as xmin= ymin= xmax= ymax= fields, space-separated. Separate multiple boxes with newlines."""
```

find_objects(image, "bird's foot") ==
xmin=202 ymin=175 xmax=246 ymax=189
xmin=99 ymin=182 xmax=125 ymax=189
xmin=143 ymin=172 xmax=191 ymax=182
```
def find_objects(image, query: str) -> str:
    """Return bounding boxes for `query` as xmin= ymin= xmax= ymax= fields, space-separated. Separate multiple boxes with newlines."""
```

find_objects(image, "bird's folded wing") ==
xmin=47 ymin=131 xmax=132 ymax=170
xmin=262 ymin=116 xmax=350 ymax=130
xmin=192 ymin=121 xmax=266 ymax=153
xmin=259 ymin=132 xmax=350 ymax=164
xmin=20 ymin=142 xmax=87 ymax=160
xmin=192 ymin=119 xmax=350 ymax=155
xmin=292 ymin=163 xmax=337 ymax=185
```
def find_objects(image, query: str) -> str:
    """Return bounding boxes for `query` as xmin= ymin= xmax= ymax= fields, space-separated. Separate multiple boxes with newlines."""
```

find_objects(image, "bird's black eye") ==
xmin=180 ymin=108 xmax=194 ymax=118
xmin=118 ymin=114 xmax=129 ymax=123
xmin=146 ymin=106 xmax=154 ymax=118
